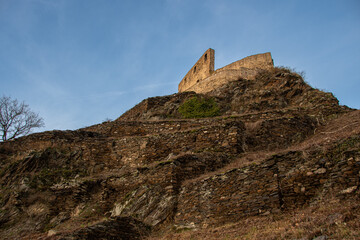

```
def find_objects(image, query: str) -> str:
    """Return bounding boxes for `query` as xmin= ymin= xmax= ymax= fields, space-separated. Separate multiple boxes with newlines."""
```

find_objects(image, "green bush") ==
xmin=178 ymin=96 xmax=220 ymax=118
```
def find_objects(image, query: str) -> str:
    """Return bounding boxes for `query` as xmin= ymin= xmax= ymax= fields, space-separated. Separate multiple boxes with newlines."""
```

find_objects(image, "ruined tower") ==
xmin=178 ymin=48 xmax=215 ymax=92
xmin=178 ymin=49 xmax=274 ymax=93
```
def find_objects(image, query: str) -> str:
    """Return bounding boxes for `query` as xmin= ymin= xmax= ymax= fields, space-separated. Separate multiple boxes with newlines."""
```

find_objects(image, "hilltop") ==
xmin=0 ymin=65 xmax=359 ymax=239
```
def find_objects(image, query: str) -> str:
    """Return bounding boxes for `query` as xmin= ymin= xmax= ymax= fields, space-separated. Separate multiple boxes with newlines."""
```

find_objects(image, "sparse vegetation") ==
xmin=275 ymin=66 xmax=306 ymax=79
xmin=178 ymin=96 xmax=220 ymax=118
xmin=79 ymin=203 xmax=104 ymax=219
xmin=29 ymin=167 xmax=83 ymax=189
xmin=323 ymin=135 xmax=360 ymax=162
xmin=255 ymin=66 xmax=306 ymax=82
xmin=102 ymin=118 xmax=112 ymax=123
xmin=147 ymin=196 xmax=360 ymax=240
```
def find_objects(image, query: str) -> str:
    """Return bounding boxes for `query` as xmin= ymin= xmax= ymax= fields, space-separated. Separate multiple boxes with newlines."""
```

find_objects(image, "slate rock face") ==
xmin=55 ymin=217 xmax=150 ymax=240
xmin=175 ymin=148 xmax=360 ymax=227
xmin=0 ymin=67 xmax=359 ymax=239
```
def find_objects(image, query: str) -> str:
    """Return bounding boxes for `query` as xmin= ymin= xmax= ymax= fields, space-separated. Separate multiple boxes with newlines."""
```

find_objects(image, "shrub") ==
xmin=256 ymin=66 xmax=306 ymax=80
xmin=275 ymin=66 xmax=306 ymax=79
xmin=178 ymin=96 xmax=220 ymax=118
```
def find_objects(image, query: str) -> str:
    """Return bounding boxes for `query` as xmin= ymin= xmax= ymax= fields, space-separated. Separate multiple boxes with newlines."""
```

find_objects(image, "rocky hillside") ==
xmin=0 ymin=67 xmax=359 ymax=240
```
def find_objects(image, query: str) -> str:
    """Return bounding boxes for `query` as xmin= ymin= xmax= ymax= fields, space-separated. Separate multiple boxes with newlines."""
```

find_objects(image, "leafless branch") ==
xmin=0 ymin=96 xmax=45 ymax=141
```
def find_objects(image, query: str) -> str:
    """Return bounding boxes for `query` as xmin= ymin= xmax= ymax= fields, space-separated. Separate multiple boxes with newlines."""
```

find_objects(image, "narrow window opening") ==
xmin=204 ymin=54 xmax=207 ymax=61
xmin=193 ymin=66 xmax=197 ymax=73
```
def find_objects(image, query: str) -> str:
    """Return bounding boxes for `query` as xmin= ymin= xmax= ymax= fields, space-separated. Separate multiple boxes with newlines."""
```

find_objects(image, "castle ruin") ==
xmin=178 ymin=49 xmax=274 ymax=93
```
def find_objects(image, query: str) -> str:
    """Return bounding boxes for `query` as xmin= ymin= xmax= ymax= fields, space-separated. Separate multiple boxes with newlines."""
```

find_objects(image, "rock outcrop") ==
xmin=0 ymin=67 xmax=359 ymax=239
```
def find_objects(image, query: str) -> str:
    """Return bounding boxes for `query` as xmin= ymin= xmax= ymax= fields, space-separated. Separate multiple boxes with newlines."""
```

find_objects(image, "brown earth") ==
xmin=0 ymin=67 xmax=359 ymax=240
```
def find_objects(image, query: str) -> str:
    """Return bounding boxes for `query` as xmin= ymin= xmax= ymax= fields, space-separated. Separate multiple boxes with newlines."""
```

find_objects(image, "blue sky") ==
xmin=1 ymin=0 xmax=359 ymax=131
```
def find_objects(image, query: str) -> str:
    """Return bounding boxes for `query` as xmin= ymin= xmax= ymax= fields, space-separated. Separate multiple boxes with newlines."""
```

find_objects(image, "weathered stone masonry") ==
xmin=178 ymin=48 xmax=215 ymax=92
xmin=178 ymin=49 xmax=274 ymax=93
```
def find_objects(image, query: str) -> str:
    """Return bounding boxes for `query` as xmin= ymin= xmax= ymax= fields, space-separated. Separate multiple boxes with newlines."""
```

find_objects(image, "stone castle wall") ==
xmin=217 ymin=52 xmax=273 ymax=72
xmin=184 ymin=68 xmax=258 ymax=93
xmin=178 ymin=48 xmax=215 ymax=92
xmin=178 ymin=49 xmax=274 ymax=93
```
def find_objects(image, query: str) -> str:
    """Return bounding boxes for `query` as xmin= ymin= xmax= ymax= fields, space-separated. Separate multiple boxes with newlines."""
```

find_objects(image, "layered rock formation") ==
xmin=0 ymin=67 xmax=359 ymax=239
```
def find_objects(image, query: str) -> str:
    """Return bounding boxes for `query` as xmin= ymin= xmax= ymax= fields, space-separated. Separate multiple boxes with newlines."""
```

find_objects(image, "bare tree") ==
xmin=0 ymin=96 xmax=45 ymax=141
